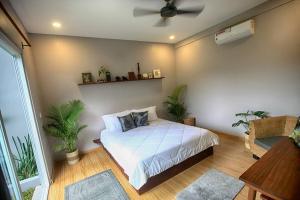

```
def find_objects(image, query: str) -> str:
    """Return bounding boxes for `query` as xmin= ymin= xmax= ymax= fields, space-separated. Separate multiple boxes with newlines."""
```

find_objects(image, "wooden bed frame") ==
xmin=98 ymin=139 xmax=213 ymax=195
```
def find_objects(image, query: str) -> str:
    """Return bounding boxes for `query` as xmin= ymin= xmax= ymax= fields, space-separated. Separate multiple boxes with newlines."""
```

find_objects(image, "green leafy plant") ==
xmin=164 ymin=85 xmax=187 ymax=122
xmin=98 ymin=66 xmax=108 ymax=77
xmin=232 ymin=110 xmax=269 ymax=134
xmin=43 ymin=100 xmax=87 ymax=153
xmin=290 ymin=117 xmax=300 ymax=147
xmin=23 ymin=188 xmax=34 ymax=200
xmin=12 ymin=135 xmax=38 ymax=181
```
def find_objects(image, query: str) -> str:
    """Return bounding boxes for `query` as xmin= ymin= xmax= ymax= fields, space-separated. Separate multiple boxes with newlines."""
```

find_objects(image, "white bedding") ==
xmin=100 ymin=119 xmax=219 ymax=189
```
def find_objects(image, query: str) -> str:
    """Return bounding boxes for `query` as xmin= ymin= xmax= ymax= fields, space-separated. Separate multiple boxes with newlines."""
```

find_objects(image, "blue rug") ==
xmin=65 ymin=169 xmax=129 ymax=200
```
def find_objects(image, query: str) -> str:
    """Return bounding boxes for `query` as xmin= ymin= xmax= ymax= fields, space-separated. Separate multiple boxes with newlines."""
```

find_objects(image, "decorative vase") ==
xmin=137 ymin=62 xmax=142 ymax=80
xmin=106 ymin=72 xmax=111 ymax=82
xmin=98 ymin=73 xmax=106 ymax=82
xmin=66 ymin=149 xmax=79 ymax=165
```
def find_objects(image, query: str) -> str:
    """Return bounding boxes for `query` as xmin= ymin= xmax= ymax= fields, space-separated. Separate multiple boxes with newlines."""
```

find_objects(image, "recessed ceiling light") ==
xmin=52 ymin=22 xmax=61 ymax=28
xmin=169 ymin=35 xmax=175 ymax=40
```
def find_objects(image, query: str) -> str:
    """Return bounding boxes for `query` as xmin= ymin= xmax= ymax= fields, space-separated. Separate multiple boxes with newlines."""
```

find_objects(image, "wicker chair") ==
xmin=249 ymin=116 xmax=298 ymax=158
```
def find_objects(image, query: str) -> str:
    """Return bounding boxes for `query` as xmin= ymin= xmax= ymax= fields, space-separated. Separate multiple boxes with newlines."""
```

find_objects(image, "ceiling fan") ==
xmin=133 ymin=0 xmax=204 ymax=27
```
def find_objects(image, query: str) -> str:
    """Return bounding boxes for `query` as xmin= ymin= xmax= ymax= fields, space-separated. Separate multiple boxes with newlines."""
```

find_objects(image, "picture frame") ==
xmin=153 ymin=69 xmax=161 ymax=78
xmin=82 ymin=73 xmax=93 ymax=84
xmin=128 ymin=72 xmax=137 ymax=80
xmin=148 ymin=72 xmax=153 ymax=79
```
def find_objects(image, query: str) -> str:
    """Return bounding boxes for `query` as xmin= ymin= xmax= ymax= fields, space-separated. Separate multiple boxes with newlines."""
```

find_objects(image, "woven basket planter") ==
xmin=66 ymin=149 xmax=79 ymax=165
xmin=244 ymin=134 xmax=250 ymax=150
xmin=183 ymin=117 xmax=196 ymax=126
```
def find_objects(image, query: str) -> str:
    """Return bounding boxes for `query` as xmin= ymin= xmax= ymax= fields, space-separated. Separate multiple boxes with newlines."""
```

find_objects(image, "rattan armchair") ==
xmin=249 ymin=116 xmax=298 ymax=158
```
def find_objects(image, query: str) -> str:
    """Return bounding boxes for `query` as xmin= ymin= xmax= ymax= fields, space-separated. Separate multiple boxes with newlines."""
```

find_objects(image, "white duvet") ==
xmin=100 ymin=119 xmax=219 ymax=189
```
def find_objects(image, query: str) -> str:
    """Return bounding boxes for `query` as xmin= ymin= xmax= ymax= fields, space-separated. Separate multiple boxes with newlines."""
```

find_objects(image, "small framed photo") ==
xmin=153 ymin=69 xmax=161 ymax=78
xmin=148 ymin=72 xmax=153 ymax=79
xmin=82 ymin=73 xmax=93 ymax=84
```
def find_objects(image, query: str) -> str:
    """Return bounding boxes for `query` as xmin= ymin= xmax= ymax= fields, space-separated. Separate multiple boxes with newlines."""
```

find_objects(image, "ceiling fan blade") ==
xmin=172 ymin=0 xmax=200 ymax=6
xmin=133 ymin=8 xmax=160 ymax=17
xmin=154 ymin=17 xmax=170 ymax=27
xmin=177 ymin=6 xmax=204 ymax=17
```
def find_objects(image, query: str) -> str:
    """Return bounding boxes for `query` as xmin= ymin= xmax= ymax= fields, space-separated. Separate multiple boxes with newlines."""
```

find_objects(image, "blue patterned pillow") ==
xmin=117 ymin=114 xmax=136 ymax=132
xmin=131 ymin=111 xmax=149 ymax=127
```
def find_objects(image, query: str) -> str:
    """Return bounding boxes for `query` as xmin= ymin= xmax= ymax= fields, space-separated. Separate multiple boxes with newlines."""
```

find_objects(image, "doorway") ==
xmin=0 ymin=38 xmax=49 ymax=199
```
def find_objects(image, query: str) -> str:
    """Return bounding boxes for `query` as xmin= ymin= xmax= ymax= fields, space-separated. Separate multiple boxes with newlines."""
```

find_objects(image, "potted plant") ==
xmin=43 ymin=100 xmax=87 ymax=165
xmin=98 ymin=66 xmax=108 ymax=82
xmin=12 ymin=134 xmax=38 ymax=180
xmin=164 ymin=85 xmax=188 ymax=123
xmin=232 ymin=110 xmax=269 ymax=150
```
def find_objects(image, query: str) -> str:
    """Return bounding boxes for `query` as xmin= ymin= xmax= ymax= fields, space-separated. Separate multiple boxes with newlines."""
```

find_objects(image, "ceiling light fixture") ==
xmin=169 ymin=35 xmax=175 ymax=40
xmin=52 ymin=22 xmax=61 ymax=28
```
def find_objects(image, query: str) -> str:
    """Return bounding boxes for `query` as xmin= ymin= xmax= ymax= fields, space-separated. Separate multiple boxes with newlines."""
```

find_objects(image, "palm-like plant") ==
xmin=164 ymin=85 xmax=187 ymax=122
xmin=12 ymin=135 xmax=38 ymax=180
xmin=43 ymin=100 xmax=87 ymax=153
xmin=232 ymin=110 xmax=269 ymax=134
xmin=290 ymin=117 xmax=300 ymax=147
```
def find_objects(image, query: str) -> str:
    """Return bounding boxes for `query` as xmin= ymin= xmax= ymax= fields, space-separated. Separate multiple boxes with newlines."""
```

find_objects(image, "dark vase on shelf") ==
xmin=137 ymin=62 xmax=142 ymax=80
xmin=106 ymin=72 xmax=111 ymax=82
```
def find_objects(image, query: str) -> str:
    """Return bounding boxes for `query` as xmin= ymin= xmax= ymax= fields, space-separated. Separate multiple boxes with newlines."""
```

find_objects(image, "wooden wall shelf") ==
xmin=78 ymin=77 xmax=165 ymax=86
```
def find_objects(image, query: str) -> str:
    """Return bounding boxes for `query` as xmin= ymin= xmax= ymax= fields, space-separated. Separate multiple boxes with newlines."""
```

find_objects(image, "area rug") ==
xmin=176 ymin=169 xmax=244 ymax=200
xmin=65 ymin=169 xmax=129 ymax=200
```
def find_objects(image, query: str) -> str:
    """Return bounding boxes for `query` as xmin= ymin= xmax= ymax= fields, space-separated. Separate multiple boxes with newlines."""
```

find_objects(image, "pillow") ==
xmin=102 ymin=110 xmax=130 ymax=132
xmin=118 ymin=114 xmax=136 ymax=132
xmin=131 ymin=106 xmax=158 ymax=121
xmin=131 ymin=111 xmax=149 ymax=127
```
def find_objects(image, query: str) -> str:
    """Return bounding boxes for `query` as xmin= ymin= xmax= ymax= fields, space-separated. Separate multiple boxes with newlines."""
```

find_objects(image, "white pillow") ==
xmin=102 ymin=110 xmax=130 ymax=132
xmin=131 ymin=106 xmax=158 ymax=121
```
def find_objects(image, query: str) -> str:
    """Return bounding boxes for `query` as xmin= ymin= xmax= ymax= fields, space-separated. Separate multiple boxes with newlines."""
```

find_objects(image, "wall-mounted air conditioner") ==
xmin=215 ymin=19 xmax=255 ymax=45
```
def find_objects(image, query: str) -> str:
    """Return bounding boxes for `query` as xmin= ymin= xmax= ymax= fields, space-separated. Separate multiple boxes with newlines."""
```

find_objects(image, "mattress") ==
xmin=100 ymin=119 xmax=219 ymax=189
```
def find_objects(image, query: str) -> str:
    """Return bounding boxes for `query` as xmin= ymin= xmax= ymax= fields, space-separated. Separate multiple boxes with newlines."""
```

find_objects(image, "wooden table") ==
xmin=240 ymin=137 xmax=300 ymax=200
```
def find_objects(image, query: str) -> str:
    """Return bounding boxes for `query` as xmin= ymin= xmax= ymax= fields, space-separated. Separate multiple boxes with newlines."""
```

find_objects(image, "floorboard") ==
xmin=48 ymin=133 xmax=261 ymax=200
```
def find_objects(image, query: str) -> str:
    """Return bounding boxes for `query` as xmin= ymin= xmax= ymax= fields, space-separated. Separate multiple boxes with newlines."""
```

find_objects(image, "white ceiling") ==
xmin=10 ymin=0 xmax=267 ymax=43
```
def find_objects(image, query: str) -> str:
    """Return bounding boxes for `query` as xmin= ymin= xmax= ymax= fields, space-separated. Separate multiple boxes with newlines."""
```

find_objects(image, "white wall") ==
xmin=30 ymin=35 xmax=176 ymax=159
xmin=175 ymin=1 xmax=300 ymax=137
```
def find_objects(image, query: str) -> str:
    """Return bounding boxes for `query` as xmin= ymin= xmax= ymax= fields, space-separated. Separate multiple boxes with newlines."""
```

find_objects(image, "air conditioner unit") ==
xmin=215 ymin=19 xmax=255 ymax=45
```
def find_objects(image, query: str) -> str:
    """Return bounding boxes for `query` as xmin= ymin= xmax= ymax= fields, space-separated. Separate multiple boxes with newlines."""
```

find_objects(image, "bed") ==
xmin=100 ymin=118 xmax=219 ymax=194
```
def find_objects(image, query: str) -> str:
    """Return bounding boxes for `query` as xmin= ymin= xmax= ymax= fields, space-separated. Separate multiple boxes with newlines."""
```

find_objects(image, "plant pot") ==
xmin=66 ymin=149 xmax=79 ymax=165
xmin=244 ymin=134 xmax=250 ymax=150
xmin=293 ymin=136 xmax=300 ymax=148
xmin=183 ymin=117 xmax=196 ymax=126
xmin=98 ymin=73 xmax=106 ymax=82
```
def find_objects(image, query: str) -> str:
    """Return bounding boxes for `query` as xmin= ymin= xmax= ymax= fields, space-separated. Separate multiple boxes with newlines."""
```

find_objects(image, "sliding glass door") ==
xmin=0 ymin=33 xmax=50 ymax=200
xmin=0 ymin=111 xmax=23 ymax=200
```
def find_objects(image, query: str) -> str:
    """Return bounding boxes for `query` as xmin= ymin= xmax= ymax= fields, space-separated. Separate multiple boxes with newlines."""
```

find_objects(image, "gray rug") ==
xmin=176 ymin=169 xmax=244 ymax=200
xmin=65 ymin=169 xmax=129 ymax=200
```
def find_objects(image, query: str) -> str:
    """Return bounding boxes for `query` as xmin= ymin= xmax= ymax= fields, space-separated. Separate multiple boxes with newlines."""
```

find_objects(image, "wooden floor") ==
xmin=48 ymin=134 xmax=260 ymax=200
